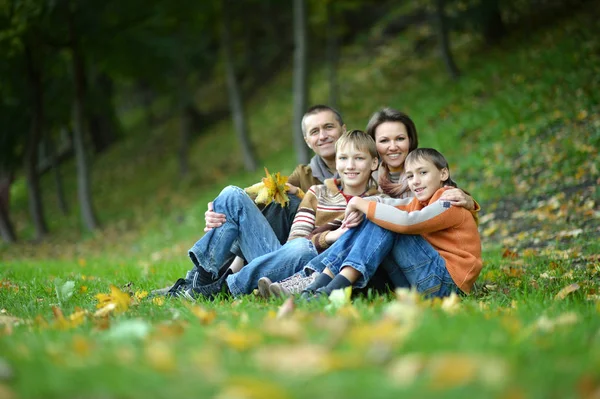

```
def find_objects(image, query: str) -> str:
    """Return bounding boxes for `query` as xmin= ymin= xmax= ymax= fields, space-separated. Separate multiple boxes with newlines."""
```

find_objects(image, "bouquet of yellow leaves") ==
xmin=245 ymin=167 xmax=302 ymax=208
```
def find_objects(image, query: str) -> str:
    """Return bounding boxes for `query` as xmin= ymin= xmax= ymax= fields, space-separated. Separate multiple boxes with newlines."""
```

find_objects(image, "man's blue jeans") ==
xmin=188 ymin=186 xmax=282 ymax=280
xmin=186 ymin=185 xmax=317 ymax=296
xmin=313 ymin=220 xmax=458 ymax=298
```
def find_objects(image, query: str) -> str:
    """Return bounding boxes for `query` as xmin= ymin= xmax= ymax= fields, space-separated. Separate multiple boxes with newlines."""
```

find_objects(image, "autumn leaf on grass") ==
xmin=244 ymin=167 xmax=290 ymax=207
xmin=216 ymin=377 xmax=291 ymax=399
xmin=52 ymin=306 xmax=87 ymax=330
xmin=554 ymin=283 xmax=580 ymax=300
xmin=187 ymin=304 xmax=216 ymax=325
xmin=95 ymin=285 xmax=131 ymax=316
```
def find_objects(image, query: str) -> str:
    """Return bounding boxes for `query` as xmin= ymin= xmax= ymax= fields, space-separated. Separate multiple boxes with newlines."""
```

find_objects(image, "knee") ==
xmin=218 ymin=185 xmax=247 ymax=203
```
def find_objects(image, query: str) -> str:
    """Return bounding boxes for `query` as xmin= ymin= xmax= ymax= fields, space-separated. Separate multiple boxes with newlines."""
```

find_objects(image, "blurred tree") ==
xmin=66 ymin=0 xmax=99 ymax=231
xmin=23 ymin=41 xmax=49 ymax=240
xmin=293 ymin=0 xmax=310 ymax=164
xmin=221 ymin=0 xmax=257 ymax=172
xmin=434 ymin=0 xmax=460 ymax=79
xmin=326 ymin=0 xmax=339 ymax=109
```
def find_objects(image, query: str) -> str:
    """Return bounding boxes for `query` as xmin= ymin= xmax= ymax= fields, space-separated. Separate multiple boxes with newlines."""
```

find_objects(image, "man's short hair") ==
xmin=301 ymin=105 xmax=344 ymax=136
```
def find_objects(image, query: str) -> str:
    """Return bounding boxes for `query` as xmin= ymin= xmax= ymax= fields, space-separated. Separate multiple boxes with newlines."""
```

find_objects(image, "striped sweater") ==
xmin=366 ymin=187 xmax=482 ymax=293
xmin=288 ymin=178 xmax=381 ymax=253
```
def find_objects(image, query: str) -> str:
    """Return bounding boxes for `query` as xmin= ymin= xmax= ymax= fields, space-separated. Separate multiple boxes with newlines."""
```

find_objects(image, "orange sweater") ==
xmin=366 ymin=187 xmax=482 ymax=293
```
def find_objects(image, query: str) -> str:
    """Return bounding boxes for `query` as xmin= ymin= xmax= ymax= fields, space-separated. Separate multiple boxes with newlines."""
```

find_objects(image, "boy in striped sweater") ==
xmin=181 ymin=130 xmax=382 ymax=299
xmin=298 ymin=148 xmax=482 ymax=299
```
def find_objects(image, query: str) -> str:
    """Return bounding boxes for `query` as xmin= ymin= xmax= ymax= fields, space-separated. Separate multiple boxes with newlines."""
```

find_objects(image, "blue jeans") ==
xmin=319 ymin=220 xmax=458 ymax=298
xmin=226 ymin=238 xmax=318 ymax=296
xmin=187 ymin=186 xmax=281 ymax=279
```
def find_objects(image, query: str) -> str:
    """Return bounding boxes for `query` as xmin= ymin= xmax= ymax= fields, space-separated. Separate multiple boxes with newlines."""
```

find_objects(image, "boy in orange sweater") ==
xmin=300 ymin=148 xmax=482 ymax=298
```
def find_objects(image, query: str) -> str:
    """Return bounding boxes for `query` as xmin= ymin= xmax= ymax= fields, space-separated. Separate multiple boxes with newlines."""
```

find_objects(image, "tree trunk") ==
xmin=326 ymin=2 xmax=339 ymax=109
xmin=68 ymin=7 xmax=99 ymax=231
xmin=435 ymin=0 xmax=460 ymax=80
xmin=47 ymin=134 xmax=69 ymax=215
xmin=221 ymin=0 xmax=258 ymax=172
xmin=24 ymin=44 xmax=48 ymax=241
xmin=0 ymin=170 xmax=16 ymax=243
xmin=481 ymin=0 xmax=506 ymax=45
xmin=178 ymin=103 xmax=191 ymax=177
xmin=88 ymin=72 xmax=119 ymax=154
xmin=293 ymin=0 xmax=310 ymax=165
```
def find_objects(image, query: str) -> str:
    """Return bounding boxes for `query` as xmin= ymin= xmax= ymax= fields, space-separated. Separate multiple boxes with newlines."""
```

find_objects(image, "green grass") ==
xmin=1 ymin=3 xmax=600 ymax=399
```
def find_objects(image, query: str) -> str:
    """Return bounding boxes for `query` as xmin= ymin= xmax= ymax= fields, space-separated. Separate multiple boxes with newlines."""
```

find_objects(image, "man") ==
xmin=200 ymin=105 xmax=347 ymax=276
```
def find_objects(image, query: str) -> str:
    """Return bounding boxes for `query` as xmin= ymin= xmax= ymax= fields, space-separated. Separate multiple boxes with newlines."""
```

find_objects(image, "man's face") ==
xmin=303 ymin=111 xmax=345 ymax=160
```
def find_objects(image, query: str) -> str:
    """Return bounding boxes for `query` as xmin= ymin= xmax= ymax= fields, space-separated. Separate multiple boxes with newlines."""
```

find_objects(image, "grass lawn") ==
xmin=1 ymin=3 xmax=599 ymax=399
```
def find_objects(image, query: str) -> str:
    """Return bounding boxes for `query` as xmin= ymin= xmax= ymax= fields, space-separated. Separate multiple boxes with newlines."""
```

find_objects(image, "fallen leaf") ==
xmin=188 ymin=305 xmax=216 ymax=325
xmin=388 ymin=354 xmax=426 ymax=387
xmin=554 ymin=283 xmax=580 ymax=300
xmin=254 ymin=344 xmax=328 ymax=376
xmin=215 ymin=376 xmax=291 ymax=399
xmin=95 ymin=285 xmax=131 ymax=315
xmin=145 ymin=341 xmax=176 ymax=372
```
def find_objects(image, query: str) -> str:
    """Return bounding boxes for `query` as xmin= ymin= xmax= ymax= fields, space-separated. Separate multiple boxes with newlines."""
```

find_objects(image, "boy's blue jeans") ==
xmin=186 ymin=186 xmax=317 ymax=296
xmin=309 ymin=220 xmax=458 ymax=298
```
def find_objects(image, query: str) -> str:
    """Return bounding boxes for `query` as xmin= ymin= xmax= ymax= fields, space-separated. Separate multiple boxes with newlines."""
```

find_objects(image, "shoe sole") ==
xmin=269 ymin=283 xmax=290 ymax=298
xmin=257 ymin=278 xmax=272 ymax=299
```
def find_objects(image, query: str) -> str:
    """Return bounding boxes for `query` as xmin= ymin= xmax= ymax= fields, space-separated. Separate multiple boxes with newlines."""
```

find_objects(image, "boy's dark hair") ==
xmin=301 ymin=105 xmax=344 ymax=136
xmin=405 ymin=148 xmax=457 ymax=188
xmin=365 ymin=107 xmax=419 ymax=152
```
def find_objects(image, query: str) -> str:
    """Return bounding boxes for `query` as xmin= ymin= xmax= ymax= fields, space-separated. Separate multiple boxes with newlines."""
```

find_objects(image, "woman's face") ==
xmin=374 ymin=121 xmax=411 ymax=173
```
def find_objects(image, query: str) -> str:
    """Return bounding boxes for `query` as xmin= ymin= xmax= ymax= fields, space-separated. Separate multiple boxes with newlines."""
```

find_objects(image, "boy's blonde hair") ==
xmin=405 ymin=148 xmax=457 ymax=188
xmin=335 ymin=129 xmax=378 ymax=158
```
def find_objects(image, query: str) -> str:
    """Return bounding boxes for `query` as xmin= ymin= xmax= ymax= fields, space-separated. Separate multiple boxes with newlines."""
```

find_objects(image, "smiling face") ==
xmin=336 ymin=143 xmax=379 ymax=196
xmin=303 ymin=110 xmax=345 ymax=162
xmin=405 ymin=158 xmax=449 ymax=202
xmin=374 ymin=121 xmax=411 ymax=173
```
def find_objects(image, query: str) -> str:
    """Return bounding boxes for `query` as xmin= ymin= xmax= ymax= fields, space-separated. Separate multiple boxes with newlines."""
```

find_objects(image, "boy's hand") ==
xmin=325 ymin=225 xmax=349 ymax=244
xmin=342 ymin=210 xmax=363 ymax=229
xmin=204 ymin=201 xmax=227 ymax=232
xmin=345 ymin=197 xmax=369 ymax=219
xmin=440 ymin=189 xmax=475 ymax=210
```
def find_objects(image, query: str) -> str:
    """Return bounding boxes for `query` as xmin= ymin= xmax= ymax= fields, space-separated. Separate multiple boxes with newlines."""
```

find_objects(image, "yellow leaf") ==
xmin=253 ymin=344 xmax=328 ymax=376
xmin=135 ymin=290 xmax=148 ymax=300
xmin=216 ymin=377 xmax=291 ymax=399
xmin=554 ymin=283 xmax=580 ymax=300
xmin=145 ymin=341 xmax=176 ymax=373
xmin=188 ymin=305 xmax=216 ymax=325
xmin=95 ymin=285 xmax=131 ymax=313
xmin=428 ymin=354 xmax=479 ymax=389
xmin=388 ymin=354 xmax=426 ymax=387
xmin=244 ymin=167 xmax=291 ymax=207
xmin=152 ymin=297 xmax=165 ymax=306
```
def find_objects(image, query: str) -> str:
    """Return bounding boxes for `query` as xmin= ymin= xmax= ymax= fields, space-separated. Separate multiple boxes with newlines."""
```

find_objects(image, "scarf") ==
xmin=309 ymin=155 xmax=337 ymax=183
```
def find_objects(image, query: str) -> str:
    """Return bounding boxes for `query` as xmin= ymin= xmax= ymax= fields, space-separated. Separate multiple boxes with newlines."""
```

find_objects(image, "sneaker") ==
xmin=269 ymin=273 xmax=317 ymax=298
xmin=165 ymin=278 xmax=189 ymax=298
xmin=188 ymin=269 xmax=232 ymax=300
xmin=257 ymin=277 xmax=273 ymax=299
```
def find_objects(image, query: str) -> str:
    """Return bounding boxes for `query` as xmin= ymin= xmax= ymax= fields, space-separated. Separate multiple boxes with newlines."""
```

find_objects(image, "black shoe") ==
xmin=165 ymin=278 xmax=189 ymax=298
xmin=189 ymin=269 xmax=232 ymax=300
